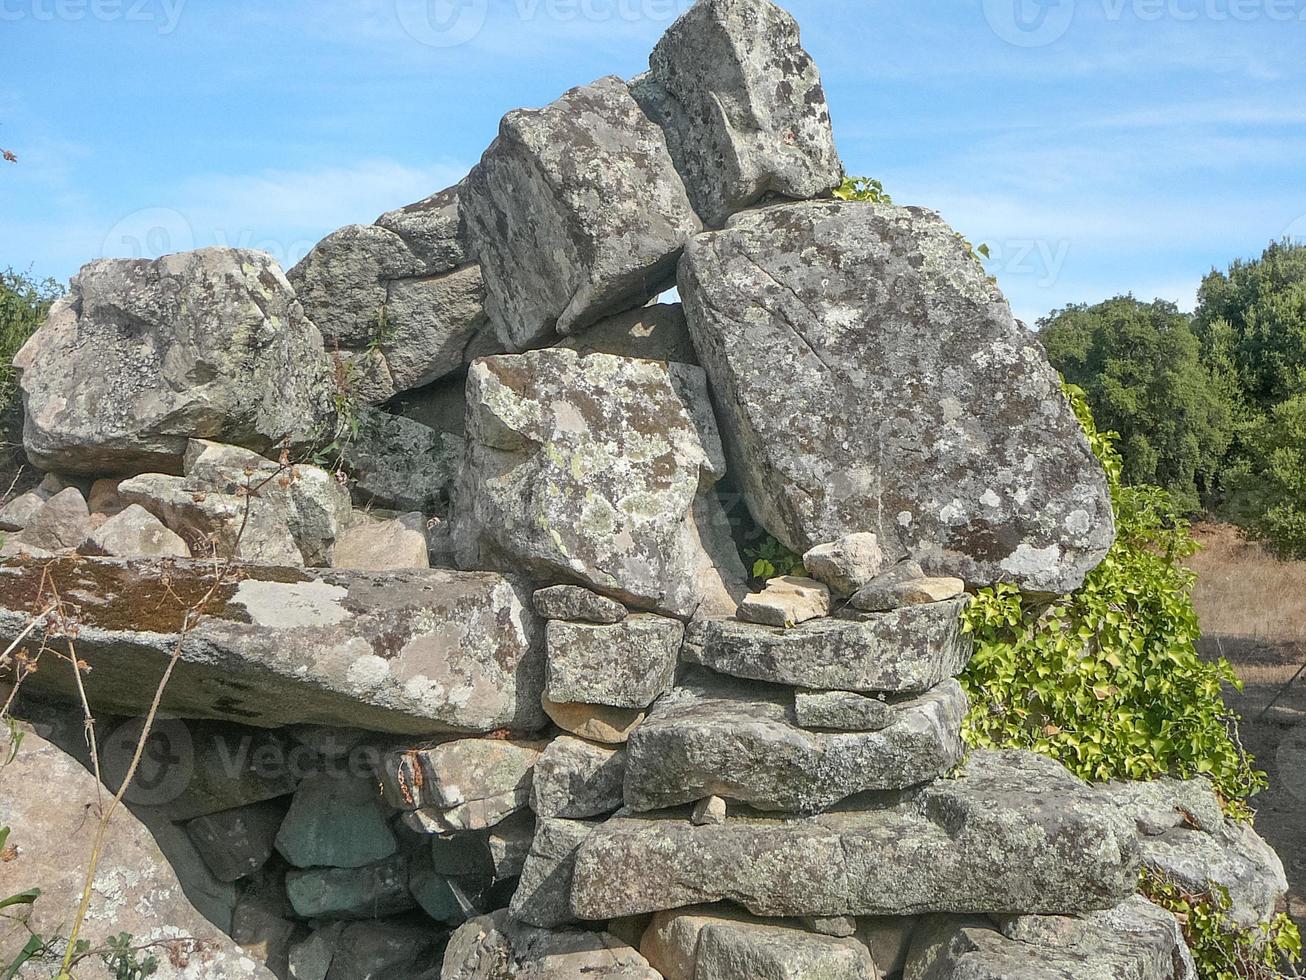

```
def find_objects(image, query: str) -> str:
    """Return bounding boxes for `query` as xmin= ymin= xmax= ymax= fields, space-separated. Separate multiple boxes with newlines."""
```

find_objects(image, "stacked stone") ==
xmin=0 ymin=0 xmax=1291 ymax=978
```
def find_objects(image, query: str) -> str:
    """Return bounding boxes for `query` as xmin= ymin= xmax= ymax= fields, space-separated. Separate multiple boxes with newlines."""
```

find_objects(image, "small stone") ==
xmin=804 ymin=915 xmax=858 ymax=939
xmin=691 ymin=797 xmax=727 ymax=827
xmin=288 ymin=923 xmax=343 ymax=980
xmin=342 ymin=407 xmax=461 ymax=514
xmin=0 ymin=491 xmax=47 ymax=532
xmin=737 ymin=576 xmax=830 ymax=628
xmin=274 ymin=772 xmax=398 ymax=870
xmin=803 ymin=533 xmax=886 ymax=597
xmin=380 ymin=738 xmax=545 ymax=811
xmin=284 ymin=855 xmax=414 ymax=919
xmin=793 ymin=691 xmax=891 ymax=732
xmin=19 ymin=487 xmax=91 ymax=552
xmin=696 ymin=917 xmax=877 ymax=979
xmin=509 ymin=817 xmax=598 ymax=928
xmin=856 ymin=917 xmax=918 ymax=978
xmin=847 ymin=561 xmax=926 ymax=612
xmin=88 ymin=478 xmax=125 ymax=519
xmin=444 ymin=910 xmax=659 ymax=979
xmin=403 ymin=786 xmax=532 ymax=834
xmin=533 ymin=585 xmax=628 ymax=625
xmin=543 ymin=698 xmax=646 ymax=745
xmin=531 ymin=735 xmax=627 ymax=820
xmin=331 ymin=512 xmax=430 ymax=570
xmin=323 ymin=920 xmax=441 ymax=979
xmin=81 ymin=503 xmax=191 ymax=559
xmin=545 ymin=615 xmax=684 ymax=709
xmin=408 ymin=853 xmax=490 ymax=926
xmin=882 ymin=577 xmax=966 ymax=608
xmin=185 ymin=800 xmax=286 ymax=883
xmin=429 ymin=809 xmax=536 ymax=882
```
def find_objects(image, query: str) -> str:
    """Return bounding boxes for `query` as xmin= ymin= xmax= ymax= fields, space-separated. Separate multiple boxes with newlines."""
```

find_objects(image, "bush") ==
xmin=959 ymin=385 xmax=1265 ymax=814
xmin=0 ymin=268 xmax=62 ymax=415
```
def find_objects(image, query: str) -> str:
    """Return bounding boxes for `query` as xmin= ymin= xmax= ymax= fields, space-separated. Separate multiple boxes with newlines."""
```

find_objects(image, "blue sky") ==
xmin=2 ymin=0 xmax=1304 ymax=325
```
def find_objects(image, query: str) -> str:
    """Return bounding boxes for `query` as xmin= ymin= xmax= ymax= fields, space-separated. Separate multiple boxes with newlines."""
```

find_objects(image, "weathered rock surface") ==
xmin=533 ymin=585 xmax=628 ymax=625
xmin=332 ymin=513 xmax=430 ymax=571
xmin=82 ymin=502 xmax=191 ymax=558
xmin=284 ymin=855 xmax=414 ymax=919
xmin=509 ymin=817 xmax=597 ymax=929
xmin=683 ymin=598 xmax=972 ymax=694
xmin=557 ymin=303 xmax=699 ymax=364
xmin=404 ymin=787 xmax=532 ymax=834
xmin=342 ymin=407 xmax=461 ymax=515
xmin=381 ymin=738 xmax=544 ymax=812
xmin=543 ymin=698 xmax=646 ymax=745
xmin=430 ymin=810 xmax=536 ymax=882
xmin=15 ymin=248 xmax=330 ymax=475
xmin=531 ymin=735 xmax=626 ymax=819
xmin=545 ymin=615 xmax=684 ymax=709
xmin=462 ymin=75 xmax=700 ymax=348
xmin=802 ymin=533 xmax=886 ymax=598
xmin=0 ymin=559 xmax=545 ymax=735
xmin=851 ymin=564 xmax=965 ymax=613
xmin=632 ymin=0 xmax=843 ymax=227
xmin=679 ymin=200 xmax=1115 ymax=592
xmin=642 ymin=905 xmax=878 ymax=980
xmin=443 ymin=909 xmax=659 ymax=979
xmin=315 ymin=920 xmax=443 ymax=979
xmin=904 ymin=896 xmax=1197 ymax=979
xmin=624 ymin=673 xmax=966 ymax=813
xmin=572 ymin=752 xmax=1140 ymax=919
xmin=454 ymin=349 xmax=745 ymax=618
xmin=186 ymin=800 xmax=286 ymax=883
xmin=1104 ymin=778 xmax=1288 ymax=929
xmin=11 ymin=486 xmax=90 ymax=552
xmin=0 ymin=489 xmax=47 ymax=531
xmin=737 ymin=575 xmax=830 ymax=627
xmin=275 ymin=772 xmax=397 ymax=869
xmin=0 ymin=720 xmax=276 ymax=978
xmin=793 ymin=690 xmax=892 ymax=732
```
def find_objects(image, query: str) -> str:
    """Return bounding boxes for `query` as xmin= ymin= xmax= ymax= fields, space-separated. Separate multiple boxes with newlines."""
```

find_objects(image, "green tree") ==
xmin=1221 ymin=393 xmax=1306 ymax=558
xmin=0 ymin=268 xmax=62 ymax=416
xmin=1040 ymin=296 xmax=1233 ymax=513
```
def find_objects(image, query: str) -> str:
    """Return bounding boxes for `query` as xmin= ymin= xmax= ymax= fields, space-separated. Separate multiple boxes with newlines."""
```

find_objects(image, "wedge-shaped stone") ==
xmin=571 ymin=752 xmax=1140 ymax=920
xmin=533 ymin=585 xmax=628 ymax=624
xmin=275 ymin=772 xmax=397 ymax=869
xmin=444 ymin=909 xmax=660 ymax=979
xmin=546 ymin=615 xmax=684 ymax=709
xmin=380 ymin=738 xmax=545 ymax=811
xmin=82 ymin=503 xmax=191 ymax=559
xmin=625 ymin=672 xmax=965 ymax=814
xmin=285 ymin=855 xmax=414 ymax=919
xmin=679 ymin=201 xmax=1115 ymax=592
xmin=532 ymin=735 xmax=627 ymax=820
xmin=454 ymin=349 xmax=745 ymax=618
xmin=903 ymin=896 xmax=1197 ymax=979
xmin=0 ymin=559 xmax=544 ymax=734
xmin=510 ymin=817 xmax=598 ymax=929
xmin=462 ymin=75 xmax=701 ymax=348
xmin=186 ymin=800 xmax=285 ymax=883
xmin=633 ymin=0 xmax=843 ymax=227
xmin=793 ymin=690 xmax=891 ymax=732
xmin=15 ymin=248 xmax=330 ymax=475
xmin=683 ymin=599 xmax=971 ymax=695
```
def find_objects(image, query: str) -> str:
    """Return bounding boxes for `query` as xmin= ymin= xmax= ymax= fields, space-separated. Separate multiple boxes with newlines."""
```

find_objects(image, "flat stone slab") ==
xmin=546 ymin=615 xmax=684 ymax=709
xmin=682 ymin=599 xmax=971 ymax=695
xmin=0 ymin=558 xmax=544 ymax=735
xmin=624 ymin=673 xmax=966 ymax=813
xmin=571 ymin=752 xmax=1140 ymax=920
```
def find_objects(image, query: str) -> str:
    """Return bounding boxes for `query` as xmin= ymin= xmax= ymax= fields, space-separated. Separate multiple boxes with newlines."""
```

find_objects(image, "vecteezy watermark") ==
xmin=395 ymin=0 xmax=695 ymax=48
xmin=1276 ymin=722 xmax=1306 ymax=803
xmin=983 ymin=238 xmax=1073 ymax=290
xmin=985 ymin=0 xmax=1306 ymax=47
xmin=101 ymin=208 xmax=316 ymax=270
xmin=0 ymin=0 xmax=186 ymax=34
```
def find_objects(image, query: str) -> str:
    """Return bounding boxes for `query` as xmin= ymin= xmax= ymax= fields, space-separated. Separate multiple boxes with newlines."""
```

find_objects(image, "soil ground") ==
xmin=1190 ymin=523 xmax=1306 ymax=934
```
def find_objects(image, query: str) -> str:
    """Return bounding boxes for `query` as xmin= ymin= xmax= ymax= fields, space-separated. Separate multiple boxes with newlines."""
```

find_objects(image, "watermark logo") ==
xmin=101 ymin=208 xmax=315 ymax=269
xmin=1276 ymin=723 xmax=1306 ymax=802
xmin=102 ymin=718 xmax=195 ymax=807
xmin=984 ymin=238 xmax=1073 ymax=290
xmin=395 ymin=0 xmax=488 ymax=48
xmin=984 ymin=0 xmax=1077 ymax=47
xmin=0 ymin=0 xmax=186 ymax=34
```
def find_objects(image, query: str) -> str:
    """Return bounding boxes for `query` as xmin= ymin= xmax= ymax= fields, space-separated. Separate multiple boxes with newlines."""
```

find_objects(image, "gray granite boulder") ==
xmin=632 ymin=0 xmax=844 ymax=227
xmin=571 ymin=752 xmax=1140 ymax=920
xmin=624 ymin=673 xmax=966 ymax=813
xmin=81 ymin=502 xmax=191 ymax=559
xmin=531 ymin=735 xmax=627 ymax=820
xmin=343 ymin=407 xmax=462 ymax=515
xmin=533 ymin=585 xmax=628 ymax=624
xmin=545 ymin=615 xmax=684 ymax=709
xmin=185 ymin=800 xmax=285 ymax=883
xmin=12 ymin=486 xmax=91 ymax=553
xmin=679 ymin=200 xmax=1115 ymax=593
xmin=793 ymin=690 xmax=892 ymax=732
xmin=904 ymin=896 xmax=1197 ymax=979
xmin=557 ymin=303 xmax=699 ymax=364
xmin=683 ymin=598 xmax=972 ymax=694
xmin=461 ymin=75 xmax=700 ymax=349
xmin=380 ymin=738 xmax=545 ymax=812
xmin=453 ymin=349 xmax=746 ymax=619
xmin=0 ymin=559 xmax=545 ymax=734
xmin=509 ymin=817 xmax=598 ymax=929
xmin=285 ymin=855 xmax=414 ymax=919
xmin=443 ymin=909 xmax=659 ymax=979
xmin=274 ymin=771 xmax=397 ymax=869
xmin=15 ymin=248 xmax=331 ymax=475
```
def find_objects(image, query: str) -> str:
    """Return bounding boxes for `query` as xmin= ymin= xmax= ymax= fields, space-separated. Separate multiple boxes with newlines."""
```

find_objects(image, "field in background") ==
xmin=1190 ymin=523 xmax=1306 ymax=931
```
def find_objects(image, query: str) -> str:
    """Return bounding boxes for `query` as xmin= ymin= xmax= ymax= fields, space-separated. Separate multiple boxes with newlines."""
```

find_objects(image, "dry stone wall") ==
xmin=0 ymin=0 xmax=1286 ymax=978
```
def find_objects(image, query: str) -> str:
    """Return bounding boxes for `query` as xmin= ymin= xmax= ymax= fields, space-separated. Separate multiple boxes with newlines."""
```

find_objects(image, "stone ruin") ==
xmin=0 ymin=0 xmax=1289 ymax=977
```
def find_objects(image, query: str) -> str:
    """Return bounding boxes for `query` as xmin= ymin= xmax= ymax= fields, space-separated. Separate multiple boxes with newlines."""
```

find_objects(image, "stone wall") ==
xmin=0 ymin=0 xmax=1286 ymax=978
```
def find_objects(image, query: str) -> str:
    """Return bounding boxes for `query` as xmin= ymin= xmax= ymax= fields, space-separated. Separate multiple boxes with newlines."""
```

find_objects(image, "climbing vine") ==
xmin=959 ymin=385 xmax=1266 ymax=815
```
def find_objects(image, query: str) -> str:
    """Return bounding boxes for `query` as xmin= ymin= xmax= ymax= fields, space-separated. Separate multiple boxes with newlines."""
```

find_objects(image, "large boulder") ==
xmin=0 ymin=558 xmax=545 ymax=735
xmin=289 ymin=183 xmax=497 ymax=400
xmin=624 ymin=673 xmax=967 ymax=813
xmin=342 ymin=407 xmax=461 ymax=515
xmin=15 ymin=248 xmax=331 ymax=476
xmin=678 ymin=200 xmax=1115 ymax=593
xmin=570 ymin=752 xmax=1140 ymax=920
xmin=461 ymin=76 xmax=701 ymax=349
xmin=0 ymin=719 xmax=277 ymax=978
xmin=632 ymin=0 xmax=844 ymax=226
xmin=453 ymin=349 xmax=746 ymax=619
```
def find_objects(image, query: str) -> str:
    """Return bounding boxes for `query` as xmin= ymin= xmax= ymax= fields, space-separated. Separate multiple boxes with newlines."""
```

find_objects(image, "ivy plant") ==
xmin=959 ymin=385 xmax=1266 ymax=815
